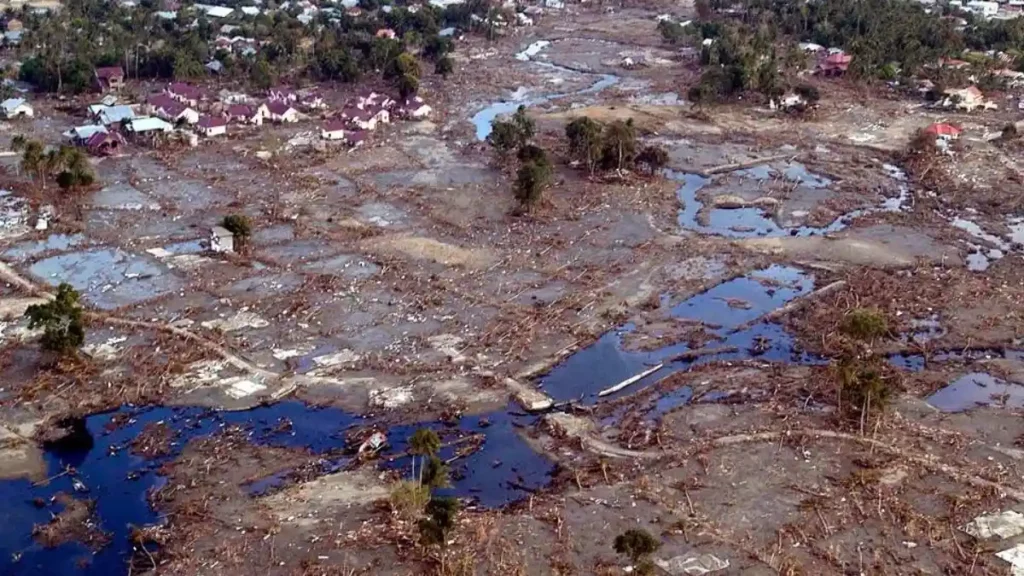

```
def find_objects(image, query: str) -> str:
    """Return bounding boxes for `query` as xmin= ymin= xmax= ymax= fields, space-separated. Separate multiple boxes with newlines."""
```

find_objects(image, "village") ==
xmin=2 ymin=0 xmax=1024 ymax=574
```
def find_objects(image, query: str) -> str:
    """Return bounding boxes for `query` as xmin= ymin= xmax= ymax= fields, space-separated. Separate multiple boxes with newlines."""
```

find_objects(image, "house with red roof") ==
xmin=266 ymin=100 xmax=299 ymax=123
xmin=147 ymin=93 xmax=199 ymax=124
xmin=196 ymin=115 xmax=228 ymax=137
xmin=924 ymin=122 xmax=962 ymax=139
xmin=817 ymin=52 xmax=852 ymax=76
xmin=346 ymin=130 xmax=367 ymax=148
xmin=165 ymin=82 xmax=206 ymax=107
xmin=94 ymin=66 xmax=125 ymax=92
xmin=226 ymin=103 xmax=267 ymax=125
xmin=320 ymin=119 xmax=347 ymax=140
xmin=84 ymin=131 xmax=124 ymax=156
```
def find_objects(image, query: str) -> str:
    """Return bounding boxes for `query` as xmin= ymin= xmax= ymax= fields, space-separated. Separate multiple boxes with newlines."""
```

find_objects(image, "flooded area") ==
xmin=672 ymin=162 xmax=909 ymax=238
xmin=0 ymin=402 xmax=551 ymax=575
xmin=540 ymin=265 xmax=823 ymax=402
xmin=927 ymin=373 xmax=1024 ymax=412
xmin=2 ymin=4 xmax=1024 ymax=574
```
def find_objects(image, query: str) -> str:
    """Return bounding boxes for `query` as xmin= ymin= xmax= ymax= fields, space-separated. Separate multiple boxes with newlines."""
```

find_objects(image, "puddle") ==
xmin=888 ymin=348 xmax=1024 ymax=371
xmin=540 ymin=266 xmax=823 ymax=402
xmin=28 ymin=249 xmax=184 ymax=310
xmin=927 ymin=372 xmax=1024 ymax=412
xmin=0 ymin=402 xmax=552 ymax=575
xmin=672 ymin=163 xmax=908 ymax=238
xmin=646 ymin=386 xmax=693 ymax=420
xmin=2 ymin=234 xmax=88 ymax=262
xmin=472 ymin=41 xmax=619 ymax=140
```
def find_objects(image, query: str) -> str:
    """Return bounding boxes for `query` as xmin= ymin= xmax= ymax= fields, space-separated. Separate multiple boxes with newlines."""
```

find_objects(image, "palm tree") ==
xmin=21 ymin=139 xmax=43 ymax=185
xmin=408 ymin=428 xmax=440 ymax=485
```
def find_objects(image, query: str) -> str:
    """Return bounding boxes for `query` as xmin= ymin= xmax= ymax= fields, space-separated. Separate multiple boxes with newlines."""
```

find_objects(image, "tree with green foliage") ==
xmin=423 ymin=35 xmax=454 ymax=61
xmin=511 ymin=105 xmax=535 ymax=142
xmin=840 ymin=308 xmax=888 ymax=341
xmin=20 ymin=139 xmax=45 ymax=186
xmin=435 ymin=55 xmax=454 ymax=77
xmin=398 ymin=73 xmax=419 ymax=101
xmin=514 ymin=154 xmax=552 ymax=210
xmin=173 ymin=50 xmax=204 ymax=80
xmin=418 ymin=496 xmax=459 ymax=548
xmin=386 ymin=52 xmax=421 ymax=80
xmin=636 ymin=145 xmax=669 ymax=176
xmin=55 ymin=147 xmax=96 ymax=193
xmin=221 ymin=214 xmax=252 ymax=249
xmin=487 ymin=105 xmax=535 ymax=160
xmin=25 ymin=283 xmax=85 ymax=355
xmin=657 ymin=19 xmax=688 ymax=45
xmin=408 ymin=428 xmax=441 ymax=486
xmin=613 ymin=529 xmax=661 ymax=575
xmin=250 ymin=58 xmax=277 ymax=90
xmin=600 ymin=119 xmax=638 ymax=172
xmin=565 ymin=116 xmax=603 ymax=174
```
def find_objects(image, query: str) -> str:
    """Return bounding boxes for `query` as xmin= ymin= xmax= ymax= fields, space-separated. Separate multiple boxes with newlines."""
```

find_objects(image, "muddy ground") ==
xmin=2 ymin=2 xmax=1024 ymax=575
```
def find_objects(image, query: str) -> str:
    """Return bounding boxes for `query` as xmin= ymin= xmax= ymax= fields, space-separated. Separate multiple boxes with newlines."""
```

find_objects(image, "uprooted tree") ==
xmin=25 ymin=283 xmax=85 ymax=355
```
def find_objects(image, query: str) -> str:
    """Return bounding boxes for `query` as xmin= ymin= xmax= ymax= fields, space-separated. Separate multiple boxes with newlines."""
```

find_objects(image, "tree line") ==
xmin=12 ymin=0 xmax=488 ymax=94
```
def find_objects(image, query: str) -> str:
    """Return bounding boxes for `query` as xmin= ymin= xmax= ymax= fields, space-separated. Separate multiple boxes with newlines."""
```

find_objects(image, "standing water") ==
xmin=0 ymin=402 xmax=553 ymax=575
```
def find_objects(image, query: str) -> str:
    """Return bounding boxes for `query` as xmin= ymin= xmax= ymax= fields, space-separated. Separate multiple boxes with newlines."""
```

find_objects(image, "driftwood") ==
xmin=697 ymin=154 xmax=795 ymax=177
xmin=668 ymin=345 xmax=739 ymax=363
xmin=733 ymin=280 xmax=847 ymax=332
xmin=597 ymin=363 xmax=665 ymax=397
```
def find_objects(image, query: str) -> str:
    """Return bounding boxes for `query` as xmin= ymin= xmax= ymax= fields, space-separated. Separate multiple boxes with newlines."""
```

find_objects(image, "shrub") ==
xmin=389 ymin=480 xmax=430 ymax=521
xmin=840 ymin=308 xmax=888 ymax=341
xmin=613 ymin=529 xmax=660 ymax=571
xmin=221 ymin=214 xmax=252 ymax=248
xmin=25 ymin=283 xmax=85 ymax=355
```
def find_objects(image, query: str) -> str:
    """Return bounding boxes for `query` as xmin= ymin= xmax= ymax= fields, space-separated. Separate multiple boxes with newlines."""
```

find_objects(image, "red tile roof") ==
xmin=322 ymin=119 xmax=347 ymax=132
xmin=198 ymin=115 xmax=227 ymax=128
xmin=924 ymin=122 xmax=962 ymax=137
xmin=266 ymin=100 xmax=294 ymax=115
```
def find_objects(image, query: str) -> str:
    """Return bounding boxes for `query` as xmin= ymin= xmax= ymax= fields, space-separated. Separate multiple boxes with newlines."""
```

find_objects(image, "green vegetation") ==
xmin=25 ymin=283 xmax=85 ymax=355
xmin=840 ymin=308 xmax=889 ymax=341
xmin=514 ymin=152 xmax=553 ymax=210
xmin=435 ymin=55 xmax=454 ymax=77
xmin=613 ymin=529 xmax=660 ymax=575
xmin=487 ymin=105 xmax=535 ymax=159
xmin=565 ymin=116 xmax=603 ymax=174
xmin=15 ymin=140 xmax=96 ymax=193
xmin=418 ymin=496 xmax=459 ymax=547
xmin=13 ymin=0 xmax=489 ymax=95
xmin=55 ymin=148 xmax=96 ymax=193
xmin=836 ymin=357 xmax=893 ymax=432
xmin=636 ymin=145 xmax=670 ymax=175
xmin=408 ymin=428 xmax=442 ymax=486
xmin=221 ymin=214 xmax=252 ymax=249
xmin=664 ymin=0 xmax=1024 ymax=106
xmin=389 ymin=480 xmax=430 ymax=521
xmin=600 ymin=119 xmax=638 ymax=172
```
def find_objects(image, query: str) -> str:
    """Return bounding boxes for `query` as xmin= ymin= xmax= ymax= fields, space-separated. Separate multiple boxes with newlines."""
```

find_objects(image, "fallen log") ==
xmin=598 ymin=363 xmax=665 ymax=397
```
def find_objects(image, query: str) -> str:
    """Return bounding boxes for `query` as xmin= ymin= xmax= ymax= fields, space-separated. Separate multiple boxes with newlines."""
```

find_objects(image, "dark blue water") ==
xmin=0 ymin=402 xmax=553 ymax=575
xmin=539 ymin=266 xmax=825 ymax=402
xmin=888 ymin=348 xmax=1024 ymax=372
